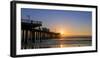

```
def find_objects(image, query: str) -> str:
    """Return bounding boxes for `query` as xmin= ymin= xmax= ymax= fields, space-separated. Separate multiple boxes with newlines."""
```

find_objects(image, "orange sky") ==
xmin=50 ymin=25 xmax=91 ymax=37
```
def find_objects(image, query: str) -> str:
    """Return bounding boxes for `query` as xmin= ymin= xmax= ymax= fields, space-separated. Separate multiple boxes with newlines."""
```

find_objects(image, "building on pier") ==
xmin=21 ymin=19 xmax=60 ymax=49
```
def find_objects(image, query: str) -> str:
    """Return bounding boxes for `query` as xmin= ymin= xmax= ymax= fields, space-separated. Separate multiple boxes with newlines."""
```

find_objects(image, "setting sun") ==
xmin=59 ymin=29 xmax=67 ymax=37
xmin=60 ymin=31 xmax=64 ymax=35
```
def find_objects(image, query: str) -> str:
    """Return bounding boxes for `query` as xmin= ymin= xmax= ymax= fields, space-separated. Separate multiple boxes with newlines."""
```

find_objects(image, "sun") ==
xmin=55 ymin=28 xmax=67 ymax=37
xmin=59 ymin=30 xmax=65 ymax=37
xmin=60 ymin=31 xmax=64 ymax=35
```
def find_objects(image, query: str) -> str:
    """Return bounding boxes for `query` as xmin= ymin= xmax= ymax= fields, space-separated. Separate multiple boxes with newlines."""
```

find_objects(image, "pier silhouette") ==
xmin=21 ymin=19 xmax=60 ymax=49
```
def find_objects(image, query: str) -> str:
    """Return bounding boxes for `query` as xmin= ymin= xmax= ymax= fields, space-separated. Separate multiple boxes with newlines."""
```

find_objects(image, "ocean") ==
xmin=32 ymin=37 xmax=92 ymax=49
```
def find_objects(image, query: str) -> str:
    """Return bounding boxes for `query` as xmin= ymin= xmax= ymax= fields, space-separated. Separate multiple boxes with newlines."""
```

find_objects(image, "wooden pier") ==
xmin=21 ymin=19 xmax=60 ymax=49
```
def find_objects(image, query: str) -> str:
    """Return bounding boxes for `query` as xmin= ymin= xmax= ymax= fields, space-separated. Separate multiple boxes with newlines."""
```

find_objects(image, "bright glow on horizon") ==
xmin=59 ymin=30 xmax=65 ymax=37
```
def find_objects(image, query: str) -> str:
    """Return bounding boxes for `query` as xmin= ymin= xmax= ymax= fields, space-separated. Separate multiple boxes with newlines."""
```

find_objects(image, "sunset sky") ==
xmin=21 ymin=8 xmax=92 ymax=37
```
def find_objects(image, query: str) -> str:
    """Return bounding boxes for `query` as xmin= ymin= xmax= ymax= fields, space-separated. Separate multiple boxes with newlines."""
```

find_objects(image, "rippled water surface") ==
xmin=30 ymin=37 xmax=92 ymax=49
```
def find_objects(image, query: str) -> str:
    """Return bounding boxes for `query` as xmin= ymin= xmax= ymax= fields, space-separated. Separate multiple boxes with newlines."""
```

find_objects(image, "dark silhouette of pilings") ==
xmin=21 ymin=19 xmax=60 ymax=49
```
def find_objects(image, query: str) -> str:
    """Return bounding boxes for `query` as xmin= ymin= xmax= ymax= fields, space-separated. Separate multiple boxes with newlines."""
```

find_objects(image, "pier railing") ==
xmin=21 ymin=19 xmax=42 ymax=29
xmin=22 ymin=19 xmax=42 ymax=25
